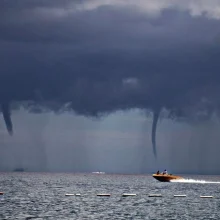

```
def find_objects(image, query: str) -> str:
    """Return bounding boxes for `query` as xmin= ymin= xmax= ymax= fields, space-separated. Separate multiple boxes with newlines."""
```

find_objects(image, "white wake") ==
xmin=170 ymin=178 xmax=220 ymax=184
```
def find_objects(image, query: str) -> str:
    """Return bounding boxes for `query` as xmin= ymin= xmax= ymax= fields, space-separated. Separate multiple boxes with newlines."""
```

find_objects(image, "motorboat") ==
xmin=13 ymin=168 xmax=25 ymax=172
xmin=152 ymin=173 xmax=183 ymax=182
xmin=92 ymin=172 xmax=105 ymax=174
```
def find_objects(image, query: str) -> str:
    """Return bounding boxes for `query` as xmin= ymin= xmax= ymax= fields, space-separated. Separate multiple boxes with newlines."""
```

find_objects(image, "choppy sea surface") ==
xmin=1 ymin=173 xmax=220 ymax=219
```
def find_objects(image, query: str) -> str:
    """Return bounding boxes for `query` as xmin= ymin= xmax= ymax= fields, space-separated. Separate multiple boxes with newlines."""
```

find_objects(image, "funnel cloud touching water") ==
xmin=1 ymin=1 xmax=220 ymax=164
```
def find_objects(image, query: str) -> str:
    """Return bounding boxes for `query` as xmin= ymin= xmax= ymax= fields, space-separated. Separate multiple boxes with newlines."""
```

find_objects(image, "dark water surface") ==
xmin=1 ymin=173 xmax=220 ymax=219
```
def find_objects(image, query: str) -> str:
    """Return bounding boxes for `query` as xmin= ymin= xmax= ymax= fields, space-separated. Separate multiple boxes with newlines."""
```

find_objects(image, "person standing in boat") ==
xmin=163 ymin=169 xmax=168 ymax=175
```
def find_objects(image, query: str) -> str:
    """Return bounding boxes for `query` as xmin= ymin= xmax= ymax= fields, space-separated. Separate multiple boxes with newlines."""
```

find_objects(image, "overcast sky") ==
xmin=1 ymin=0 xmax=220 ymax=174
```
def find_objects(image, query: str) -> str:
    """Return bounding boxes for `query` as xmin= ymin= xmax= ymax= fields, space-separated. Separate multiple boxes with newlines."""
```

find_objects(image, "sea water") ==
xmin=1 ymin=173 xmax=220 ymax=219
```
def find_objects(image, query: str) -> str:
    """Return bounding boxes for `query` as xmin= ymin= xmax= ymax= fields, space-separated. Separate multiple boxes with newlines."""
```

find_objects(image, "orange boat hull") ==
xmin=152 ymin=174 xmax=183 ymax=182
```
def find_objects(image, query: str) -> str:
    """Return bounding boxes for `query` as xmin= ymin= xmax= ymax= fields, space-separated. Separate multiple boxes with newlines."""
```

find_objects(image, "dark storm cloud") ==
xmin=1 ymin=0 xmax=220 ymax=156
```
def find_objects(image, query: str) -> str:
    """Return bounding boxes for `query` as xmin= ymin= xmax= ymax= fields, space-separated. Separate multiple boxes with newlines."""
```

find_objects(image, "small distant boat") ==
xmin=152 ymin=173 xmax=183 ymax=182
xmin=92 ymin=172 xmax=105 ymax=174
xmin=13 ymin=168 xmax=25 ymax=172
